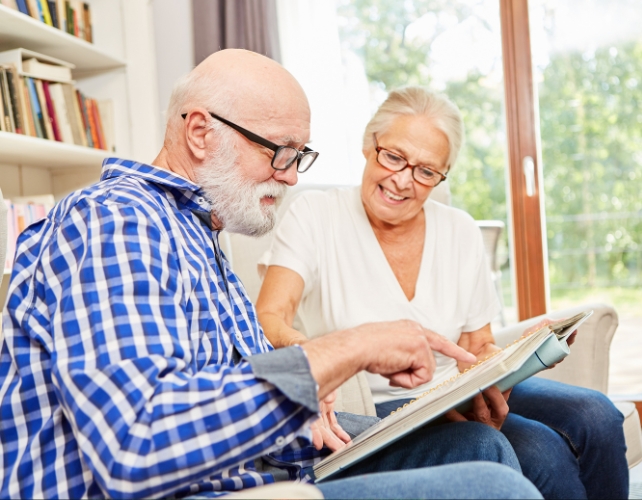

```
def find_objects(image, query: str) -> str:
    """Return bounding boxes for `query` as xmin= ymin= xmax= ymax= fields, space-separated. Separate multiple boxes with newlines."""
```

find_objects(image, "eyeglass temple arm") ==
xmin=182 ymin=112 xmax=314 ymax=153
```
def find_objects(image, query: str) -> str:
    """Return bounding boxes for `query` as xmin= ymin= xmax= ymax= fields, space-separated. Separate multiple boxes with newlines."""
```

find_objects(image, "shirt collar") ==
xmin=100 ymin=157 xmax=211 ymax=214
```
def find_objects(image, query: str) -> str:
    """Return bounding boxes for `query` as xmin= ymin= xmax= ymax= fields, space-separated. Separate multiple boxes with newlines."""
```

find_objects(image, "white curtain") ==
xmin=276 ymin=0 xmax=371 ymax=185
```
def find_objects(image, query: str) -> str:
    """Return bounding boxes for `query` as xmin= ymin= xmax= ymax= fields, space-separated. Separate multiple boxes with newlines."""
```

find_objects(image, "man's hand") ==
xmin=302 ymin=320 xmax=476 ymax=401
xmin=310 ymin=390 xmax=351 ymax=451
xmin=445 ymin=386 xmax=511 ymax=430
xmin=355 ymin=320 xmax=477 ymax=389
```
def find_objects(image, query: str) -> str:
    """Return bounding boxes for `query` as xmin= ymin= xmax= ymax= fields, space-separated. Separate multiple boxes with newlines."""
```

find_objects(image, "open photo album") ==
xmin=314 ymin=311 xmax=594 ymax=481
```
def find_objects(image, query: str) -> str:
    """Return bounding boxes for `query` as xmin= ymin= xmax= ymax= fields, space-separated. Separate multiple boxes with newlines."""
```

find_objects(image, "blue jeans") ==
xmin=313 ymin=412 xmax=541 ymax=499
xmin=502 ymin=377 xmax=628 ymax=500
xmin=317 ymin=462 xmax=542 ymax=499
xmin=376 ymin=378 xmax=628 ymax=500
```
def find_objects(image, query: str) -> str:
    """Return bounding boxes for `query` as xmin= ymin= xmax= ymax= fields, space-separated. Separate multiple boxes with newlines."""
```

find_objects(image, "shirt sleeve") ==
xmin=45 ymin=198 xmax=318 ymax=499
xmin=461 ymin=223 xmax=502 ymax=332
xmin=258 ymin=193 xmax=320 ymax=297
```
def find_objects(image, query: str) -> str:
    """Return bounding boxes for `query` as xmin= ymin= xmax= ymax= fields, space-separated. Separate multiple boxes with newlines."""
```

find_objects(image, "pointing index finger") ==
xmin=424 ymin=330 xmax=476 ymax=364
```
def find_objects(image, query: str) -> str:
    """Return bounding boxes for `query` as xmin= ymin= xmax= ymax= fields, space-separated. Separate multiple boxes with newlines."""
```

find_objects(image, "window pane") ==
xmin=530 ymin=0 xmax=642 ymax=397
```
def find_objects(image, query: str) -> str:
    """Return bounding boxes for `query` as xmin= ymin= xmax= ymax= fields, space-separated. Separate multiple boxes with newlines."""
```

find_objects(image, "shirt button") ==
xmin=197 ymin=197 xmax=206 ymax=205
xmin=235 ymin=333 xmax=242 ymax=341
xmin=275 ymin=436 xmax=286 ymax=447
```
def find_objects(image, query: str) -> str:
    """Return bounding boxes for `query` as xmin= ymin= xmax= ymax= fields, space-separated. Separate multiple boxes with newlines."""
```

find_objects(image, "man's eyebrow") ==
xmin=279 ymin=135 xmax=309 ymax=149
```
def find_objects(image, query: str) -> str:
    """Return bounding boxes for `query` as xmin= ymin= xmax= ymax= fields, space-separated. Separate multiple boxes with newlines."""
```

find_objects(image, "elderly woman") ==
xmin=256 ymin=86 xmax=628 ymax=499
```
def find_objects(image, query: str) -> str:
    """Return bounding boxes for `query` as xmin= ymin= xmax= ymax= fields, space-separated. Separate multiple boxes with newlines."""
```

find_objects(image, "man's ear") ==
xmin=184 ymin=109 xmax=212 ymax=161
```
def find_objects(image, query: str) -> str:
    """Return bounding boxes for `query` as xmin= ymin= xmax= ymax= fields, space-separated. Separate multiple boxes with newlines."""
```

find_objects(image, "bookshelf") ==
xmin=0 ymin=0 xmax=162 ymax=312
xmin=0 ymin=5 xmax=126 ymax=75
xmin=0 ymin=131 xmax=110 ymax=168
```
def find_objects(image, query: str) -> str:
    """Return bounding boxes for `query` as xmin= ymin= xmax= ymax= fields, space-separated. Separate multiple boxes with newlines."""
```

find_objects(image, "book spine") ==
xmin=4 ymin=66 xmax=23 ymax=134
xmin=72 ymin=4 xmax=78 ymax=37
xmin=49 ymin=84 xmax=73 ymax=144
xmin=13 ymin=203 xmax=26 ymax=234
xmin=41 ymin=81 xmax=61 ymax=141
xmin=33 ymin=0 xmax=44 ymax=22
xmin=62 ymin=83 xmax=84 ymax=146
xmin=55 ymin=0 xmax=65 ymax=31
xmin=65 ymin=0 xmax=72 ymax=35
xmin=47 ymin=0 xmax=58 ymax=29
xmin=76 ymin=90 xmax=93 ymax=147
xmin=39 ymin=0 xmax=53 ymax=26
xmin=34 ymin=79 xmax=54 ymax=139
xmin=0 ymin=74 xmax=6 ymax=132
xmin=0 ymin=69 xmax=15 ymax=132
xmin=15 ymin=0 xmax=30 ymax=15
xmin=85 ymin=98 xmax=99 ymax=149
xmin=0 ymin=0 xmax=18 ymax=10
xmin=18 ymin=77 xmax=35 ymax=137
xmin=25 ymin=78 xmax=45 ymax=138
xmin=83 ymin=2 xmax=91 ymax=42
xmin=89 ymin=99 xmax=104 ymax=149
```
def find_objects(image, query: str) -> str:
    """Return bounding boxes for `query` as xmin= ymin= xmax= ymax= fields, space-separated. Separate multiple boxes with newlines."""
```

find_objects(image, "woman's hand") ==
xmin=445 ymin=386 xmax=511 ymax=430
xmin=310 ymin=390 xmax=352 ymax=451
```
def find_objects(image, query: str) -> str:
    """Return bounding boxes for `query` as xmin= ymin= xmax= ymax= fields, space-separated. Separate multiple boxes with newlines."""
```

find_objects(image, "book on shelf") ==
xmin=0 ymin=50 xmax=114 ymax=151
xmin=3 ymin=195 xmax=55 ymax=274
xmin=0 ymin=0 xmax=18 ymax=11
xmin=22 ymin=57 xmax=72 ymax=83
xmin=313 ymin=311 xmax=594 ymax=482
xmin=2 ymin=0 xmax=93 ymax=43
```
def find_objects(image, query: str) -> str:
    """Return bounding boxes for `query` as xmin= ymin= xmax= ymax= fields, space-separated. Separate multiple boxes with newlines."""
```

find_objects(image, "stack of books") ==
xmin=1 ymin=0 xmax=93 ymax=43
xmin=0 ymin=49 xmax=114 ymax=151
xmin=3 ymin=195 xmax=55 ymax=273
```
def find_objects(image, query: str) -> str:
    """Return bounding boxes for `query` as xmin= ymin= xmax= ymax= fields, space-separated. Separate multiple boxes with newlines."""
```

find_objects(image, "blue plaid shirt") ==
xmin=0 ymin=158 xmax=326 ymax=499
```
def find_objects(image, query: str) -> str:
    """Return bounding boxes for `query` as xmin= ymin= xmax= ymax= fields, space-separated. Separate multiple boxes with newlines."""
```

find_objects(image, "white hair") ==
xmin=164 ymin=69 xmax=236 ymax=139
xmin=363 ymin=86 xmax=465 ymax=169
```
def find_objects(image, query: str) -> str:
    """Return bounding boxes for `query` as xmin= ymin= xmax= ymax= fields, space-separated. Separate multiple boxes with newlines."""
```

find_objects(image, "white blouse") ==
xmin=259 ymin=186 xmax=500 ymax=403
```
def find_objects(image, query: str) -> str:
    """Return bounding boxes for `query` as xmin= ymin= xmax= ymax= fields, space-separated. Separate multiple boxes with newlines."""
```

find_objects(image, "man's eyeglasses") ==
xmin=181 ymin=111 xmax=319 ymax=173
xmin=373 ymin=135 xmax=448 ymax=187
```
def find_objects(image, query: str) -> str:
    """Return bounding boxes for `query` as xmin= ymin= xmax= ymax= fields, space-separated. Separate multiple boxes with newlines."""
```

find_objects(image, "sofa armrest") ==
xmin=493 ymin=303 xmax=618 ymax=393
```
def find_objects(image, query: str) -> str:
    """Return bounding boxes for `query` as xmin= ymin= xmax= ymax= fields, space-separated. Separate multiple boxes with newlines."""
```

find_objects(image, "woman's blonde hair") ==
xmin=363 ymin=86 xmax=465 ymax=169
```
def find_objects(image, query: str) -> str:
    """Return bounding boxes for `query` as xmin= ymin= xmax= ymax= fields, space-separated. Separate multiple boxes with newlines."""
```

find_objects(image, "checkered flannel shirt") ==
xmin=0 ymin=158 xmax=326 ymax=499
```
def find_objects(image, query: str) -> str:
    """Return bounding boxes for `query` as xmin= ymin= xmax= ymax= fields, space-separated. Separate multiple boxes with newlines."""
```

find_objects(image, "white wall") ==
xmin=152 ymin=0 xmax=195 ymax=143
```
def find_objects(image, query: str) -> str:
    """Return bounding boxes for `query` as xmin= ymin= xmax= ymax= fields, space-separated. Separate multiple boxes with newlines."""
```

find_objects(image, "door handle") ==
xmin=523 ymin=156 xmax=536 ymax=197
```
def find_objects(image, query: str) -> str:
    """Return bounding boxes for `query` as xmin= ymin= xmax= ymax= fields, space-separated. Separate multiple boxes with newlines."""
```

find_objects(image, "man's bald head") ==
xmin=165 ymin=49 xmax=310 ymax=141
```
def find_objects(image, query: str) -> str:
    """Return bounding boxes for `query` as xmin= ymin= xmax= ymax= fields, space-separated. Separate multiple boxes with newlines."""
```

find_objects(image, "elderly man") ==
xmin=0 ymin=50 xmax=541 ymax=499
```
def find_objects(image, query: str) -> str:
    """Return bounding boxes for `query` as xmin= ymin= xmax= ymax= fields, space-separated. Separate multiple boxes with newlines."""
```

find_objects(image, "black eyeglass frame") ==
xmin=373 ymin=134 xmax=448 ymax=187
xmin=181 ymin=111 xmax=318 ymax=173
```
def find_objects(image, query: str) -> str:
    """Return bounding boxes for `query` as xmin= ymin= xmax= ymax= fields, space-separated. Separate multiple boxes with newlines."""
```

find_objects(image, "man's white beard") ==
xmin=194 ymin=142 xmax=287 ymax=237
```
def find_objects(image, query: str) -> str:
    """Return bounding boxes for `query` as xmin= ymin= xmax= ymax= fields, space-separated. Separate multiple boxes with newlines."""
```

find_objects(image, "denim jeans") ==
xmin=376 ymin=377 xmax=628 ymax=500
xmin=502 ymin=377 xmax=628 ymax=500
xmin=317 ymin=462 xmax=543 ymax=499
xmin=313 ymin=412 xmax=538 ymax=499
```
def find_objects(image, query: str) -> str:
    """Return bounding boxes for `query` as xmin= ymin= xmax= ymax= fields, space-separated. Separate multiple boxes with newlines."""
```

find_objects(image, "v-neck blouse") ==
xmin=262 ymin=186 xmax=500 ymax=403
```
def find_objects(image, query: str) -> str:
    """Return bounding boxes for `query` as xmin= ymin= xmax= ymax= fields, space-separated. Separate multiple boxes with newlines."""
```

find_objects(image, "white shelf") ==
xmin=0 ymin=5 xmax=125 ymax=75
xmin=0 ymin=131 xmax=111 ymax=169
